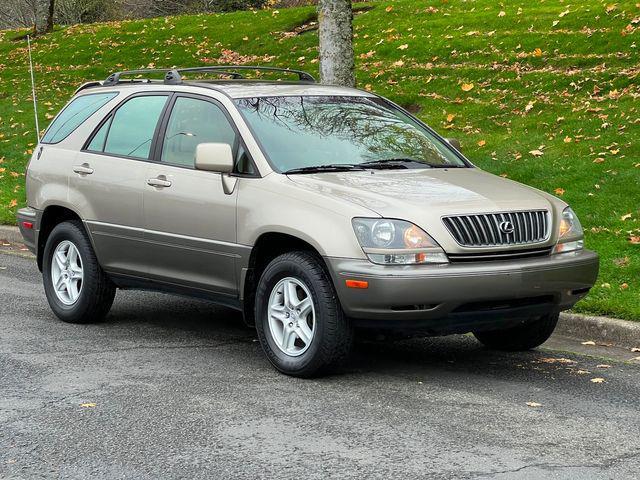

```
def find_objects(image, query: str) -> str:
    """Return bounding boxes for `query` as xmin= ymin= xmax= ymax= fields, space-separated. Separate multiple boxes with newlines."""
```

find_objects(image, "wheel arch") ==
xmin=37 ymin=205 xmax=84 ymax=271
xmin=241 ymin=232 xmax=328 ymax=326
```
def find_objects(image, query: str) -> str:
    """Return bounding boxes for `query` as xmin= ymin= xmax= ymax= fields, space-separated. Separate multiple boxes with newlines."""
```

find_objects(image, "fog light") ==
xmin=554 ymin=240 xmax=583 ymax=253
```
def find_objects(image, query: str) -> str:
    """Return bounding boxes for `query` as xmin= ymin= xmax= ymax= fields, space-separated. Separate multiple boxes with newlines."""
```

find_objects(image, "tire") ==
xmin=473 ymin=313 xmax=559 ymax=351
xmin=255 ymin=251 xmax=353 ymax=377
xmin=42 ymin=220 xmax=116 ymax=324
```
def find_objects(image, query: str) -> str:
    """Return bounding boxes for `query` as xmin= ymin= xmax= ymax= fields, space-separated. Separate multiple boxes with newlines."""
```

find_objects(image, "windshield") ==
xmin=234 ymin=96 xmax=467 ymax=172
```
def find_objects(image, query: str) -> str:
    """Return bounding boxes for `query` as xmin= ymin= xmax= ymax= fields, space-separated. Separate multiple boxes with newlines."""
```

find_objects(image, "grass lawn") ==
xmin=0 ymin=0 xmax=638 ymax=319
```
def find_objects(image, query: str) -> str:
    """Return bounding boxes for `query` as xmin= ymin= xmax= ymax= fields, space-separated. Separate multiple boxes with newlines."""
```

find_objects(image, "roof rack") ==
xmin=102 ymin=65 xmax=316 ymax=87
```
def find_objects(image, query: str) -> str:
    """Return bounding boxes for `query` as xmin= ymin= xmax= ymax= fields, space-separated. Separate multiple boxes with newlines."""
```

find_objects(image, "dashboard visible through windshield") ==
xmin=234 ymin=95 xmax=468 ymax=173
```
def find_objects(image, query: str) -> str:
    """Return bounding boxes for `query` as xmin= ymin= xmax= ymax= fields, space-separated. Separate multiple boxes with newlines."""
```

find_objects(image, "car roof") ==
xmin=78 ymin=80 xmax=375 ymax=100
xmin=194 ymin=81 xmax=374 ymax=99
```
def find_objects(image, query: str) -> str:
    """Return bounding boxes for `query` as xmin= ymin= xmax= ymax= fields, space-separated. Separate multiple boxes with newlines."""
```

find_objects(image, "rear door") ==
xmin=142 ymin=93 xmax=242 ymax=295
xmin=69 ymin=93 xmax=171 ymax=275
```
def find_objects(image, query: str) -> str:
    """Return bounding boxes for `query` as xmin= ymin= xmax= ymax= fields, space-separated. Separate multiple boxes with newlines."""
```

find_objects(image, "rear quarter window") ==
xmin=41 ymin=92 xmax=118 ymax=144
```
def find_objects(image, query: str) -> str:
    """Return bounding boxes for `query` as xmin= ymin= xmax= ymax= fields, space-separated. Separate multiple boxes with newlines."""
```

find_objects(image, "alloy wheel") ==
xmin=50 ymin=240 xmax=84 ymax=305
xmin=267 ymin=277 xmax=316 ymax=356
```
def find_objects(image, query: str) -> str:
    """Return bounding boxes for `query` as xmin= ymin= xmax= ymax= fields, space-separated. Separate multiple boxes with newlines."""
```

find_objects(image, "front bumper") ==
xmin=326 ymin=249 xmax=599 ymax=333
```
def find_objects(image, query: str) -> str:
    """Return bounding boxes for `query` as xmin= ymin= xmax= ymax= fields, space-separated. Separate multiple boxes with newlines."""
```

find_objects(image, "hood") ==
xmin=287 ymin=168 xmax=559 ymax=252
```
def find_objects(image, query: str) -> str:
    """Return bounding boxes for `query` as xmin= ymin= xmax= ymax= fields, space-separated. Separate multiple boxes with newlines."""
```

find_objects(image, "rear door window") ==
xmin=41 ymin=92 xmax=118 ymax=144
xmin=99 ymin=95 xmax=168 ymax=160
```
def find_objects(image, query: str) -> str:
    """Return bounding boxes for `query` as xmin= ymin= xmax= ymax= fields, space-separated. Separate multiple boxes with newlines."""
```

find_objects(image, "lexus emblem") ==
xmin=499 ymin=221 xmax=515 ymax=234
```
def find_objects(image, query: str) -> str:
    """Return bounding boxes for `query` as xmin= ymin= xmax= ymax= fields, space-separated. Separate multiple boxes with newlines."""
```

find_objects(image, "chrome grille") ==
xmin=443 ymin=210 xmax=550 ymax=247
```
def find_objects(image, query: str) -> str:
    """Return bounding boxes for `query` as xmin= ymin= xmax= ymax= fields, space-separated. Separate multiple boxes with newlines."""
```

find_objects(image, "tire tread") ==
xmin=43 ymin=220 xmax=115 ymax=323
xmin=255 ymin=251 xmax=352 ymax=377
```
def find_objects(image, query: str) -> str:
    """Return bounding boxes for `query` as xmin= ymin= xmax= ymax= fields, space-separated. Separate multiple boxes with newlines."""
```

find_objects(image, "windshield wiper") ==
xmin=360 ymin=158 xmax=465 ymax=169
xmin=359 ymin=158 xmax=430 ymax=169
xmin=284 ymin=164 xmax=366 ymax=174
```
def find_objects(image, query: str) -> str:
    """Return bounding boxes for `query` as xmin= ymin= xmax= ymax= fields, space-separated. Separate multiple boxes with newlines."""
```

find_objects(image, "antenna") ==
xmin=27 ymin=35 xmax=40 ymax=142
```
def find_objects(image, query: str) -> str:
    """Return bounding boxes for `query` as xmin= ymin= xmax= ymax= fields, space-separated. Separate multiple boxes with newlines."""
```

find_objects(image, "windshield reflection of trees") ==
xmin=236 ymin=96 xmax=450 ymax=166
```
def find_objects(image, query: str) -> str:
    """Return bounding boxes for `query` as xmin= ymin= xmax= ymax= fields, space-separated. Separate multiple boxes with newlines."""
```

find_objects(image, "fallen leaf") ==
xmin=446 ymin=113 xmax=456 ymax=122
xmin=581 ymin=341 xmax=596 ymax=346
xmin=385 ymin=5 xmax=393 ymax=12
xmin=630 ymin=236 xmax=640 ymax=245
xmin=529 ymin=149 xmax=544 ymax=157
xmin=397 ymin=44 xmax=409 ymax=50
xmin=596 ymin=364 xmax=612 ymax=368
xmin=80 ymin=402 xmax=97 ymax=408
xmin=590 ymin=377 xmax=605 ymax=383
xmin=593 ymin=158 xmax=605 ymax=164
xmin=620 ymin=283 xmax=629 ymax=290
xmin=564 ymin=136 xmax=572 ymax=143
xmin=533 ymin=47 xmax=543 ymax=57
xmin=575 ymin=370 xmax=590 ymax=375
xmin=392 ymin=60 xmax=405 ymax=67
xmin=554 ymin=187 xmax=565 ymax=196
xmin=631 ymin=357 xmax=640 ymax=361
xmin=538 ymin=357 xmax=576 ymax=364
xmin=8 ymin=199 xmax=17 ymax=208
xmin=498 ymin=10 xmax=506 ymax=17
xmin=606 ymin=4 xmax=617 ymax=14
xmin=613 ymin=256 xmax=630 ymax=267
xmin=631 ymin=347 xmax=640 ymax=352
xmin=621 ymin=213 xmax=633 ymax=221
xmin=477 ymin=140 xmax=486 ymax=147
xmin=461 ymin=83 xmax=474 ymax=92
xmin=524 ymin=101 xmax=535 ymax=113
xmin=526 ymin=402 xmax=542 ymax=408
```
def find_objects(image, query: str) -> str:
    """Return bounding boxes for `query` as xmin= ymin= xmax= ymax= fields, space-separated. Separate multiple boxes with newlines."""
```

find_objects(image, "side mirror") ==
xmin=195 ymin=143 xmax=234 ymax=173
xmin=446 ymin=138 xmax=462 ymax=152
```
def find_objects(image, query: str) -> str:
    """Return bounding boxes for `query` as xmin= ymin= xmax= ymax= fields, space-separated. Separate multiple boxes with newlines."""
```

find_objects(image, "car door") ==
xmin=69 ymin=93 xmax=171 ymax=275
xmin=142 ymin=93 xmax=242 ymax=296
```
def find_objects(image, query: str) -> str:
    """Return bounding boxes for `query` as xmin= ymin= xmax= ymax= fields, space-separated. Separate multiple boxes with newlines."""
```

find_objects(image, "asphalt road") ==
xmin=1 ymin=251 xmax=639 ymax=479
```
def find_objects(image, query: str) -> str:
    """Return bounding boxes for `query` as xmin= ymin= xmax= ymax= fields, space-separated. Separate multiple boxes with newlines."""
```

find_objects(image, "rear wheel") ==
xmin=255 ymin=251 xmax=353 ymax=377
xmin=473 ymin=313 xmax=559 ymax=351
xmin=42 ymin=220 xmax=116 ymax=324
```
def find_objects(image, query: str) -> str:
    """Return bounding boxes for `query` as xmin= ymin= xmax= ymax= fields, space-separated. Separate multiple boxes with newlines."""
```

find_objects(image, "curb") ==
xmin=0 ymin=224 xmax=21 ymax=244
xmin=557 ymin=313 xmax=640 ymax=349
xmin=1 ymin=224 xmax=638 ymax=347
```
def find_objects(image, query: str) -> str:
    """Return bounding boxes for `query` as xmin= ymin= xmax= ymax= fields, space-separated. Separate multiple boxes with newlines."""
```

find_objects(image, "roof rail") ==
xmin=103 ymin=69 xmax=173 ymax=87
xmin=103 ymin=65 xmax=316 ymax=86
xmin=74 ymin=81 xmax=104 ymax=94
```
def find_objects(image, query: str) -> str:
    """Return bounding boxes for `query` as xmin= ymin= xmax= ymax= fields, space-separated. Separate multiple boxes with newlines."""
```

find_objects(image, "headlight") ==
xmin=554 ymin=207 xmax=584 ymax=254
xmin=352 ymin=218 xmax=448 ymax=265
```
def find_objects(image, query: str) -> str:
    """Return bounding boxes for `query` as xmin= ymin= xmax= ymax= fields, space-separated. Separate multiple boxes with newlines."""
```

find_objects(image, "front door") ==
xmin=143 ymin=94 xmax=240 ymax=296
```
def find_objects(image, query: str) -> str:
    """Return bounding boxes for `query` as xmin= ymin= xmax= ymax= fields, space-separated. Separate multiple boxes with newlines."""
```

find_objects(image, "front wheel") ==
xmin=473 ymin=313 xmax=559 ymax=351
xmin=42 ymin=220 xmax=116 ymax=324
xmin=255 ymin=251 xmax=353 ymax=377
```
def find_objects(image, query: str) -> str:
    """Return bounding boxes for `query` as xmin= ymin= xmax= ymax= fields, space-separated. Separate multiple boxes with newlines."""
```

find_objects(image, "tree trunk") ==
xmin=45 ymin=0 xmax=55 ymax=32
xmin=317 ymin=0 xmax=354 ymax=87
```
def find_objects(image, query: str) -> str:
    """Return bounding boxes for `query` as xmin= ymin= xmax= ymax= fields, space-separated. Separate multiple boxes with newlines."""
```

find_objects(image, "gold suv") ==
xmin=17 ymin=66 xmax=599 ymax=377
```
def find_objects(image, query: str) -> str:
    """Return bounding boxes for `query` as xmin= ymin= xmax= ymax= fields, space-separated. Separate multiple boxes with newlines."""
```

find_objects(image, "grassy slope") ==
xmin=0 ymin=0 xmax=638 ymax=319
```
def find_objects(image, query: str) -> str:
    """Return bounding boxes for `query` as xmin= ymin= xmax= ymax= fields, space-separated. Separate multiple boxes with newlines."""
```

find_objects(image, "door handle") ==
xmin=146 ymin=177 xmax=172 ymax=188
xmin=72 ymin=164 xmax=94 ymax=175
